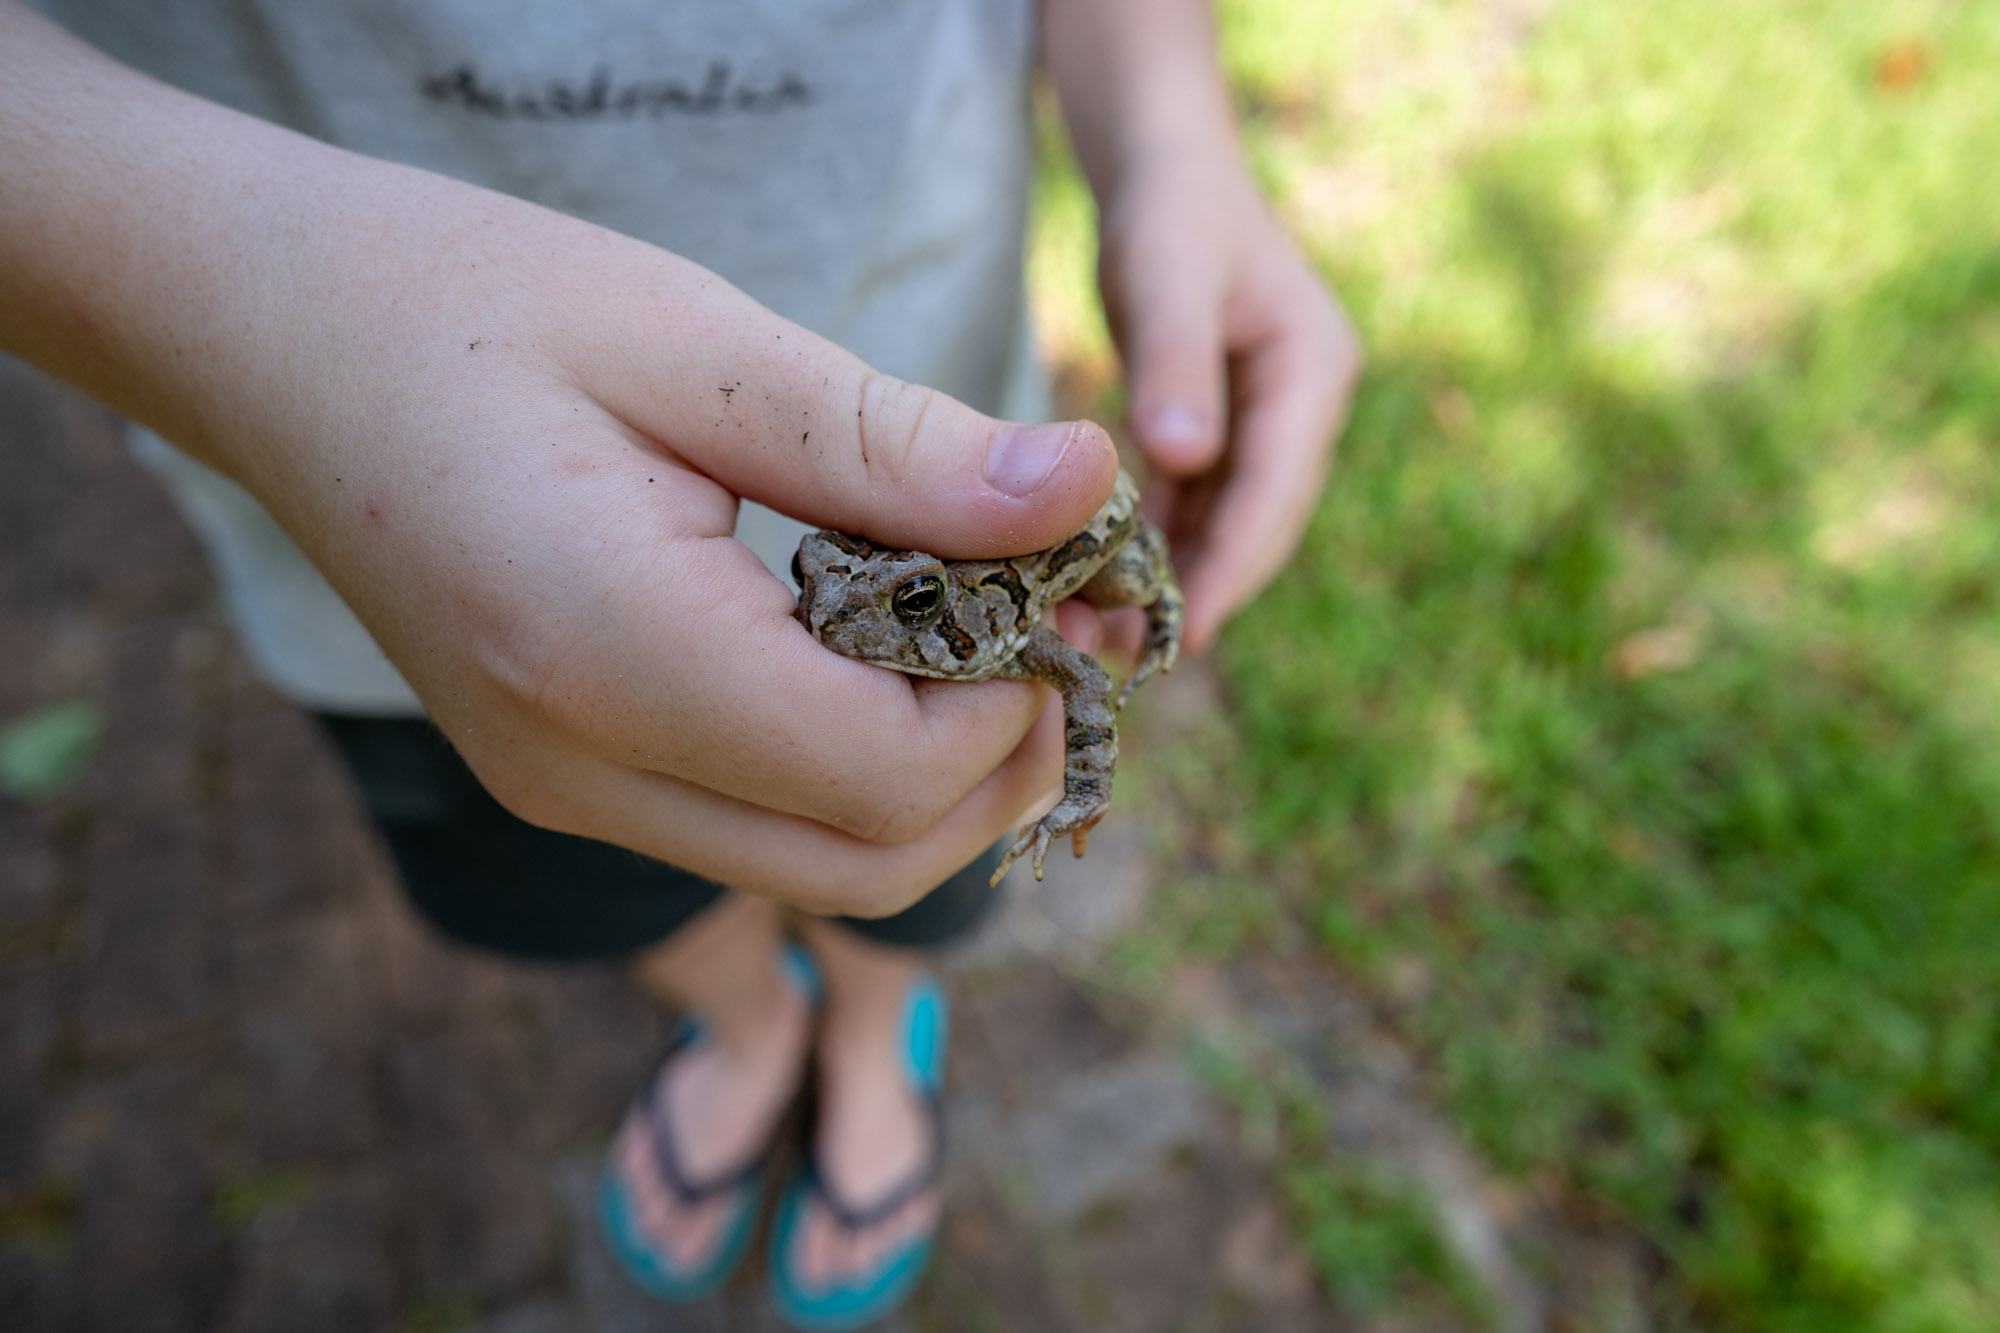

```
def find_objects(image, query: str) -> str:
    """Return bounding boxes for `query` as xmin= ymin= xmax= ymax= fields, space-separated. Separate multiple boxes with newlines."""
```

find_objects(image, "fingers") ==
xmin=1176 ymin=274 xmax=1360 ymax=649
xmin=1096 ymin=163 xmax=1362 ymax=652
xmin=493 ymin=688 xmax=1071 ymax=917
xmin=392 ymin=390 xmax=1058 ymax=850
xmin=486 ymin=543 xmax=1051 ymax=841
xmin=1085 ymin=605 xmax=1148 ymax=676
xmin=568 ymin=266 xmax=1118 ymax=559
xmin=1107 ymin=227 xmax=1230 ymax=479
xmin=352 ymin=230 xmax=1124 ymax=872
xmin=1052 ymin=598 xmax=1107 ymax=656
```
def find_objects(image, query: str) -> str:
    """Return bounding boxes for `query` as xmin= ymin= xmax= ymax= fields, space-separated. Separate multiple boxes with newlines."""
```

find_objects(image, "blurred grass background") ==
xmin=1029 ymin=1 xmax=2000 ymax=1328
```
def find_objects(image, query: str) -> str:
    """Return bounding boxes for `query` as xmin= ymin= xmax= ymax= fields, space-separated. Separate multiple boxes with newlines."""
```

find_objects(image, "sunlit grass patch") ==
xmin=1033 ymin=1 xmax=2000 ymax=1328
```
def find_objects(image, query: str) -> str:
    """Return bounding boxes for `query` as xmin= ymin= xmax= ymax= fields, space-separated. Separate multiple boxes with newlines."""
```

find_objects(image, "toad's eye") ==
xmin=790 ymin=549 xmax=805 ymax=587
xmin=892 ymin=573 xmax=947 ymax=626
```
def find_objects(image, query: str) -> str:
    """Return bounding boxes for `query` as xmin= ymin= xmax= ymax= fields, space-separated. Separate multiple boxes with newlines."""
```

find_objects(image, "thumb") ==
xmin=1107 ymin=234 xmax=1229 ymax=479
xmin=579 ymin=276 xmax=1117 ymax=558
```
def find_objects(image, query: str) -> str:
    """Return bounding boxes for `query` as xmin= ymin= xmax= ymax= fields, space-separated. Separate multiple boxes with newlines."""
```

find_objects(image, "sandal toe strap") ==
xmin=639 ymin=1027 xmax=771 ymax=1206
xmin=803 ymin=1088 xmax=944 ymax=1231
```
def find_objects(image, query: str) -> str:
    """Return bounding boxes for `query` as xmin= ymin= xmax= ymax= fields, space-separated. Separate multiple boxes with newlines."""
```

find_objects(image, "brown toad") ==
xmin=794 ymin=468 xmax=1182 ymax=885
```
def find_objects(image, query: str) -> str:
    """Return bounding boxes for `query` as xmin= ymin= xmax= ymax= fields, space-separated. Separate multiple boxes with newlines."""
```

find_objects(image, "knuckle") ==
xmin=802 ymin=765 xmax=947 ymax=847
xmin=785 ymin=837 xmax=939 ymax=919
xmin=855 ymin=371 xmax=938 ymax=489
xmin=851 ymin=794 xmax=948 ymax=848
xmin=469 ymin=613 xmax=586 ymax=726
xmin=821 ymin=755 xmax=965 ymax=846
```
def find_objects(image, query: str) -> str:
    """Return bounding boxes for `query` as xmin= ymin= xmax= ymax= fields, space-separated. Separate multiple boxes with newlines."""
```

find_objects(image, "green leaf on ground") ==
xmin=0 ymin=700 xmax=105 ymax=800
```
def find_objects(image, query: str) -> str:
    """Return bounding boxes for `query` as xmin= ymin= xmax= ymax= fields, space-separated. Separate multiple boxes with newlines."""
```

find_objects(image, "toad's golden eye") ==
xmin=892 ymin=573 xmax=946 ymax=626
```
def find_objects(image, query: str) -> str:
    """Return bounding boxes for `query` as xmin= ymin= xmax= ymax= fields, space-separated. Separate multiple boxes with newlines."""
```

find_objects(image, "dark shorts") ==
xmin=315 ymin=715 xmax=1002 ymax=961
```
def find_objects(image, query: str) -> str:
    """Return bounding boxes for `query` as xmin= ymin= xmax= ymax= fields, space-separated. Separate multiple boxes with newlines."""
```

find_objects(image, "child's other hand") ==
xmin=1099 ymin=150 xmax=1361 ymax=652
xmin=1042 ymin=0 xmax=1363 ymax=654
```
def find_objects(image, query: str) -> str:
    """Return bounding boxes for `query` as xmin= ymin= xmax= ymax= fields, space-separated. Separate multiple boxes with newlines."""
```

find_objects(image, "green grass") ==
xmin=1180 ymin=1017 xmax=1495 ymax=1323
xmin=1033 ymin=1 xmax=2000 ymax=1328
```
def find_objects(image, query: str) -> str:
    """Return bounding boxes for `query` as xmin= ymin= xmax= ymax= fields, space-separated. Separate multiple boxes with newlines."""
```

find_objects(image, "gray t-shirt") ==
xmin=35 ymin=0 xmax=1047 ymax=712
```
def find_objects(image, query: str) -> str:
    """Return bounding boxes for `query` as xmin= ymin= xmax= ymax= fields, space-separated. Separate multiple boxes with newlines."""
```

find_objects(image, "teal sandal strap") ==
xmin=599 ymin=940 xmax=822 ymax=1303
xmin=796 ymin=1084 xmax=942 ymax=1230
xmin=768 ymin=972 xmax=948 ymax=1331
xmin=641 ymin=1025 xmax=772 ymax=1204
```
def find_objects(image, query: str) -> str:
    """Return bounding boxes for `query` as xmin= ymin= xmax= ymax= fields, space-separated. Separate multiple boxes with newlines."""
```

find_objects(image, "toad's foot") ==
xmin=989 ymin=800 xmax=1107 ymax=887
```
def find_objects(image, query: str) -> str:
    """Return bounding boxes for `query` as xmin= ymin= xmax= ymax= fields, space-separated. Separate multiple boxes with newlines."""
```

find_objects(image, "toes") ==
xmin=1030 ymin=827 xmax=1052 ymax=880
xmin=796 ymin=1194 xmax=940 ymax=1291
xmin=796 ymin=1200 xmax=846 ymax=1291
xmin=665 ymin=1204 xmax=724 ymax=1267
xmin=991 ymin=823 xmax=1039 ymax=886
xmin=614 ymin=1103 xmax=732 ymax=1267
xmin=794 ymin=1204 xmax=830 ymax=1288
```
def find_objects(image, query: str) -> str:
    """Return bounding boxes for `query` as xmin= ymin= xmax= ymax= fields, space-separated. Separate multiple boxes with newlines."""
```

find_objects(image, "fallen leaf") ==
xmin=1873 ymin=40 xmax=1929 ymax=94
xmin=1608 ymin=622 xmax=1703 ymax=680
xmin=0 ymin=700 xmax=105 ymax=800
xmin=1429 ymin=385 xmax=1475 ymax=440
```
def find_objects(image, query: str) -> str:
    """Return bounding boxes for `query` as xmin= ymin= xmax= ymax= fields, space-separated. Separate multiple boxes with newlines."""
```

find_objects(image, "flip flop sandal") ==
xmin=599 ymin=942 xmax=820 ymax=1302
xmin=767 ymin=974 xmax=948 ymax=1332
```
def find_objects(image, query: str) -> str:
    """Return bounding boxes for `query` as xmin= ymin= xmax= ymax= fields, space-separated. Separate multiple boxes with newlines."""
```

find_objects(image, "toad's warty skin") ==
xmin=794 ymin=468 xmax=1182 ymax=884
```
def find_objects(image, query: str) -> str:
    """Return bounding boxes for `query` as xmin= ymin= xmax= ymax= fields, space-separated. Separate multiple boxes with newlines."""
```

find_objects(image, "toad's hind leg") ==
xmin=988 ymin=626 xmax=1118 ymax=887
xmin=1079 ymin=520 xmax=1182 ymax=710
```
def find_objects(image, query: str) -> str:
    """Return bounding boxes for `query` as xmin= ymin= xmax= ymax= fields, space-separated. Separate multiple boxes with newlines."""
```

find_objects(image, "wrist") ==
xmin=1043 ymin=0 xmax=1242 ymax=206
xmin=1093 ymin=137 xmax=1266 ymax=279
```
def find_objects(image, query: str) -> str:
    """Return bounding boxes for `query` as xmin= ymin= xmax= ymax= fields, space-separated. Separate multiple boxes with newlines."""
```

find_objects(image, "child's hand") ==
xmin=1044 ymin=0 xmax=1363 ymax=652
xmin=297 ymin=199 xmax=1119 ymax=917
xmin=1100 ymin=151 xmax=1361 ymax=650
xmin=0 ymin=4 xmax=1118 ymax=915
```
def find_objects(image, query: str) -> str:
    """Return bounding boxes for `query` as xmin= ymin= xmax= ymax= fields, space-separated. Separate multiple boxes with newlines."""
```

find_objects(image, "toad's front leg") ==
xmin=988 ymin=625 xmax=1119 ymax=886
xmin=1078 ymin=520 xmax=1183 ymax=710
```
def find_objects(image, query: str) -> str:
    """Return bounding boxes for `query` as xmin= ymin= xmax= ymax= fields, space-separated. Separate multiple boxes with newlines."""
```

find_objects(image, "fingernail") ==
xmin=1147 ymin=403 xmax=1207 ymax=449
xmin=985 ymin=421 xmax=1077 ymax=497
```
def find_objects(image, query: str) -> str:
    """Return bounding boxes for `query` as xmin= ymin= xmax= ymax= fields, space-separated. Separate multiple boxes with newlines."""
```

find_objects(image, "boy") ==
xmin=0 ymin=1 xmax=1356 ymax=1322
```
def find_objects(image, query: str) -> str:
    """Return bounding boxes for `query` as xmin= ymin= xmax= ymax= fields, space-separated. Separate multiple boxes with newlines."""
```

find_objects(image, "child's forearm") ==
xmin=0 ymin=3 xmax=344 ymax=474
